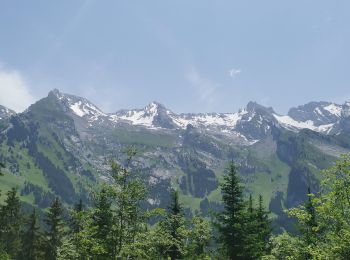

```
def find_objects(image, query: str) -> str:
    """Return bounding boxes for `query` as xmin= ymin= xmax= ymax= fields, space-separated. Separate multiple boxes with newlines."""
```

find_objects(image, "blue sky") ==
xmin=0 ymin=1 xmax=350 ymax=113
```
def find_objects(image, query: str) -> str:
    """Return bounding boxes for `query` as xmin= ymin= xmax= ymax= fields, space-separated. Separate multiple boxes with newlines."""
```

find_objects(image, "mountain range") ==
xmin=1 ymin=89 xmax=350 ymax=231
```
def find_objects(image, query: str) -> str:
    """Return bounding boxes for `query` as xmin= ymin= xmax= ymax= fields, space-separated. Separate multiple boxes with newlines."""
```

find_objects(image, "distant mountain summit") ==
xmin=20 ymin=89 xmax=350 ymax=143
xmin=0 ymin=105 xmax=15 ymax=120
xmin=288 ymin=101 xmax=342 ymax=126
xmin=112 ymin=101 xmax=180 ymax=129
xmin=49 ymin=89 xmax=107 ymax=120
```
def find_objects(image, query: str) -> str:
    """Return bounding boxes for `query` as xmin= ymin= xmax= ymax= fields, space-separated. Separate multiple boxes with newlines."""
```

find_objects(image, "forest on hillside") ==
xmin=1 ymin=149 xmax=350 ymax=260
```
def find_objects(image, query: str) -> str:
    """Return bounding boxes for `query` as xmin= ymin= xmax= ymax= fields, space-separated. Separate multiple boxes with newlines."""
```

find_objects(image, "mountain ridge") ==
xmin=1 ymin=88 xmax=350 ymax=233
xmin=7 ymin=89 xmax=348 ymax=143
xmin=3 ymin=89 xmax=348 ymax=135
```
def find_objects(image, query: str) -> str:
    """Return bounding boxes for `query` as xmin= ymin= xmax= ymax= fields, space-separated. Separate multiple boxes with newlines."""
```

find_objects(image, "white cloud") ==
xmin=0 ymin=68 xmax=36 ymax=112
xmin=229 ymin=68 xmax=241 ymax=78
xmin=186 ymin=66 xmax=218 ymax=107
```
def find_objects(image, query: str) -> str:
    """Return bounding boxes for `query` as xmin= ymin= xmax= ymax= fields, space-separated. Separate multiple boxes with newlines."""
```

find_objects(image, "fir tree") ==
xmin=0 ymin=162 xmax=4 ymax=176
xmin=303 ymin=187 xmax=317 ymax=246
xmin=214 ymin=161 xmax=246 ymax=260
xmin=110 ymin=147 xmax=147 ymax=258
xmin=91 ymin=185 xmax=114 ymax=258
xmin=21 ymin=209 xmax=43 ymax=260
xmin=70 ymin=199 xmax=84 ymax=234
xmin=45 ymin=197 xmax=65 ymax=260
xmin=160 ymin=190 xmax=187 ymax=260
xmin=0 ymin=188 xmax=22 ymax=259
xmin=60 ymin=198 xmax=94 ymax=260
xmin=0 ymin=162 xmax=5 ymax=198
xmin=256 ymin=195 xmax=271 ymax=256
xmin=186 ymin=216 xmax=212 ymax=259
xmin=242 ymin=194 xmax=260 ymax=259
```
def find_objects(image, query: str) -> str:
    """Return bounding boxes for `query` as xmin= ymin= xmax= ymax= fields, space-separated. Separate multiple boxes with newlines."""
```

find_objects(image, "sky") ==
xmin=0 ymin=1 xmax=350 ymax=113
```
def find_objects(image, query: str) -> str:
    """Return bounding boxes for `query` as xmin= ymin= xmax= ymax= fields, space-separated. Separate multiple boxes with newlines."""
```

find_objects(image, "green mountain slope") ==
xmin=1 ymin=90 xmax=350 ymax=232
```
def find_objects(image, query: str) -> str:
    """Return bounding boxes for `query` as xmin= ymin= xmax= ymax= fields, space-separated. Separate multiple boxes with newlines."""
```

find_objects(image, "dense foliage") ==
xmin=0 ymin=149 xmax=274 ymax=259
xmin=7 ymin=152 xmax=350 ymax=259
xmin=263 ymin=155 xmax=350 ymax=260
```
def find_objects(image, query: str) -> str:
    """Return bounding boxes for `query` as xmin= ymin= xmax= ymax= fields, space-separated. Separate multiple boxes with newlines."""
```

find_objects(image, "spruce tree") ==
xmin=214 ymin=161 xmax=246 ymax=259
xmin=110 ymin=147 xmax=147 ymax=258
xmin=21 ymin=209 xmax=43 ymax=260
xmin=0 ymin=188 xmax=22 ymax=259
xmin=303 ymin=187 xmax=317 ymax=246
xmin=242 ymin=194 xmax=260 ymax=259
xmin=160 ymin=190 xmax=187 ymax=260
xmin=0 ymin=163 xmax=4 ymax=258
xmin=45 ymin=197 xmax=65 ymax=260
xmin=256 ymin=195 xmax=271 ymax=256
xmin=70 ymin=199 xmax=84 ymax=234
xmin=186 ymin=216 xmax=212 ymax=259
xmin=67 ymin=198 xmax=93 ymax=260
xmin=91 ymin=185 xmax=114 ymax=258
xmin=0 ymin=162 xmax=4 ymax=176
xmin=0 ymin=162 xmax=5 ymax=197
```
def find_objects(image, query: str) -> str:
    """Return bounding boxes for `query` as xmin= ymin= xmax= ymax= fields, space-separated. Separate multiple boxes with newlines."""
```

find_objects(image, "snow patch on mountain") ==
xmin=0 ymin=105 xmax=15 ymax=120
xmin=69 ymin=101 xmax=106 ymax=120
xmin=70 ymin=102 xmax=87 ymax=117
xmin=110 ymin=102 xmax=249 ymax=131
xmin=117 ymin=109 xmax=156 ymax=127
xmin=323 ymin=104 xmax=342 ymax=117
xmin=51 ymin=89 xmax=107 ymax=122
xmin=178 ymin=110 xmax=248 ymax=129
xmin=273 ymin=114 xmax=334 ymax=133
xmin=111 ymin=102 xmax=166 ymax=128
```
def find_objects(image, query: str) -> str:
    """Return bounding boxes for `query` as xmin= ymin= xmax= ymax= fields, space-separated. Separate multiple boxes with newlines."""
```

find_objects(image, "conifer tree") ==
xmin=287 ymin=187 xmax=318 ymax=259
xmin=110 ymin=147 xmax=147 ymax=258
xmin=91 ymin=185 xmax=114 ymax=258
xmin=0 ymin=162 xmax=5 ymax=197
xmin=303 ymin=187 xmax=317 ymax=246
xmin=242 ymin=194 xmax=260 ymax=259
xmin=45 ymin=197 xmax=65 ymax=260
xmin=256 ymin=195 xmax=271 ymax=256
xmin=0 ymin=162 xmax=4 ymax=176
xmin=186 ymin=216 xmax=212 ymax=259
xmin=160 ymin=190 xmax=187 ymax=260
xmin=21 ymin=209 xmax=43 ymax=260
xmin=214 ymin=161 xmax=246 ymax=259
xmin=59 ymin=198 xmax=95 ymax=260
xmin=0 ymin=163 xmax=5 ymax=259
xmin=70 ymin=199 xmax=84 ymax=234
xmin=0 ymin=188 xmax=22 ymax=259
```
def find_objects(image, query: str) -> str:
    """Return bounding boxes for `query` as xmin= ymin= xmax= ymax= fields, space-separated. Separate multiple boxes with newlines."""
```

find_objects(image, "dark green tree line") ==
xmin=0 ymin=151 xmax=272 ymax=259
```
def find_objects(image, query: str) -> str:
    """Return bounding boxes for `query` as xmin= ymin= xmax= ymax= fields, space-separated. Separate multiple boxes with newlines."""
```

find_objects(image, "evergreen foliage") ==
xmin=264 ymin=155 xmax=350 ymax=259
xmin=0 ymin=188 xmax=23 ymax=259
xmin=213 ymin=161 xmax=246 ymax=259
xmin=21 ymin=209 xmax=44 ymax=260
xmin=159 ymin=190 xmax=187 ymax=259
xmin=186 ymin=216 xmax=212 ymax=259
xmin=44 ymin=197 xmax=65 ymax=260
xmin=0 ymin=152 xmax=274 ymax=260
xmin=0 ymin=162 xmax=4 ymax=176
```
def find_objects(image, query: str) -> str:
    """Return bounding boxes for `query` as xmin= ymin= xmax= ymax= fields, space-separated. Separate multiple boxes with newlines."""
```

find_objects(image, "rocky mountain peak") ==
xmin=144 ymin=101 xmax=169 ymax=115
xmin=288 ymin=101 xmax=342 ymax=126
xmin=21 ymin=90 xmax=350 ymax=141
xmin=246 ymin=101 xmax=274 ymax=114
xmin=0 ymin=105 xmax=15 ymax=120
xmin=47 ymin=89 xmax=106 ymax=121
xmin=341 ymin=101 xmax=350 ymax=118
